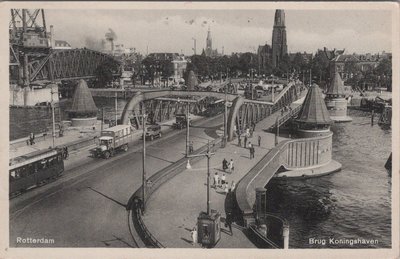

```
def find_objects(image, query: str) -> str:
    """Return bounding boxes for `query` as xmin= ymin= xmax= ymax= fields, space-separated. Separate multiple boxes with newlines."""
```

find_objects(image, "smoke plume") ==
xmin=105 ymin=28 xmax=117 ymax=41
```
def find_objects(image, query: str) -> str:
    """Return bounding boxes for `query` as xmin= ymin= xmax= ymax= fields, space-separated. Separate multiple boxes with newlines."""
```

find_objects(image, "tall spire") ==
xmin=272 ymin=9 xmax=288 ymax=68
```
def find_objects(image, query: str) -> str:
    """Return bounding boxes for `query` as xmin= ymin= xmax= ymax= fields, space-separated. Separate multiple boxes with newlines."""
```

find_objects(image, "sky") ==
xmin=43 ymin=9 xmax=393 ymax=55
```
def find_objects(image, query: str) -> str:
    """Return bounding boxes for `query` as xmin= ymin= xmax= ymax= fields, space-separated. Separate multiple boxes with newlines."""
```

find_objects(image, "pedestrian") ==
xmin=251 ymin=146 xmax=255 ymax=159
xmin=230 ymin=181 xmax=236 ymax=192
xmin=246 ymin=127 xmax=250 ymax=137
xmin=224 ymin=185 xmax=230 ymax=195
xmin=222 ymin=158 xmax=228 ymax=172
xmin=64 ymin=146 xmax=69 ymax=159
xmin=221 ymin=173 xmax=226 ymax=186
xmin=250 ymin=127 xmax=253 ymax=137
xmin=225 ymin=212 xmax=233 ymax=235
xmin=252 ymin=122 xmax=256 ymax=132
xmin=189 ymin=141 xmax=194 ymax=154
xmin=238 ymin=136 xmax=242 ymax=147
xmin=191 ymin=226 xmax=198 ymax=246
xmin=249 ymin=146 xmax=253 ymax=159
xmin=244 ymin=136 xmax=248 ymax=148
xmin=258 ymin=135 xmax=261 ymax=146
xmin=229 ymin=159 xmax=234 ymax=173
xmin=213 ymin=172 xmax=219 ymax=188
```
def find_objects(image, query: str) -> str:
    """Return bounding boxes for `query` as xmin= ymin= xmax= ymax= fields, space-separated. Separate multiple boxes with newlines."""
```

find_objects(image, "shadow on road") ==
xmin=101 ymin=235 xmax=135 ymax=247
xmin=87 ymin=187 xmax=126 ymax=208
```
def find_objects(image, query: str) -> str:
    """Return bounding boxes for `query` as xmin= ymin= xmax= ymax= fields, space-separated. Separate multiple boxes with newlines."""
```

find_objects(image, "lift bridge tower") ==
xmin=9 ymin=9 xmax=50 ymax=87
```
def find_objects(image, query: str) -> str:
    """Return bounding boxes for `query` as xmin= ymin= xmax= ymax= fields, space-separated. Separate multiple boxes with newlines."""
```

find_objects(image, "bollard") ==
xmin=371 ymin=110 xmax=375 ymax=126
xmin=283 ymin=224 xmax=290 ymax=249
xmin=186 ymin=160 xmax=192 ymax=169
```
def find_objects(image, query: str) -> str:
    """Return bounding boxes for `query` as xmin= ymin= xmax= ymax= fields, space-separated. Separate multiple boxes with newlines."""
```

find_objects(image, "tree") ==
xmin=94 ymin=61 xmax=115 ymax=88
xmin=374 ymin=57 xmax=392 ymax=91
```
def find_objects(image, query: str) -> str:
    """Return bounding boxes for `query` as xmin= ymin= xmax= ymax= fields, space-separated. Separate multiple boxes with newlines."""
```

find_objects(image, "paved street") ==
xmin=9 ymin=114 xmax=224 ymax=247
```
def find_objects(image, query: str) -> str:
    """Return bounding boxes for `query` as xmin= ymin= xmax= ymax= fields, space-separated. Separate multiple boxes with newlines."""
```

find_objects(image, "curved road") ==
xmin=10 ymin=114 xmax=223 ymax=247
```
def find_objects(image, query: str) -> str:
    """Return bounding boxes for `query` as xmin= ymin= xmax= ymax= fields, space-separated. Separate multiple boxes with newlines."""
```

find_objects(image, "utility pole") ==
xmin=186 ymin=102 xmax=190 ymax=157
xmin=115 ymin=91 xmax=118 ymax=126
xmin=192 ymin=37 xmax=196 ymax=55
xmin=51 ymin=87 xmax=56 ymax=148
xmin=142 ymin=112 xmax=147 ymax=212
xmin=309 ymin=69 xmax=312 ymax=87
xmin=223 ymin=81 xmax=228 ymax=147
xmin=275 ymin=115 xmax=280 ymax=146
xmin=186 ymin=140 xmax=215 ymax=215
xmin=101 ymin=107 xmax=105 ymax=131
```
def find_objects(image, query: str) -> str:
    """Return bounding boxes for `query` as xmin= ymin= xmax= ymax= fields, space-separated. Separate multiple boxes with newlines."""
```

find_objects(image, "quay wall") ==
xmin=236 ymin=133 xmax=333 ymax=222
xmin=10 ymin=86 xmax=59 ymax=106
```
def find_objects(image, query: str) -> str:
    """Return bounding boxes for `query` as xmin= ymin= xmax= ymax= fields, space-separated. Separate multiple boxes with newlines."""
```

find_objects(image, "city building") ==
xmin=271 ymin=9 xmax=288 ymax=67
xmin=53 ymin=40 xmax=72 ymax=50
xmin=257 ymin=43 xmax=272 ymax=74
xmin=322 ymin=47 xmax=391 ymax=81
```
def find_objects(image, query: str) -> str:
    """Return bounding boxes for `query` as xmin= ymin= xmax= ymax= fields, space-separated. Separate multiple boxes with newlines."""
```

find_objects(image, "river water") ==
xmin=266 ymin=109 xmax=392 ymax=248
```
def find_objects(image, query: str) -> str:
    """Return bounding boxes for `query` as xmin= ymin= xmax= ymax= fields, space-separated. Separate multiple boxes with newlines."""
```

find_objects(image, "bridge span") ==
xmin=235 ymin=132 xmax=335 ymax=226
xmin=91 ymin=81 xmax=303 ymax=141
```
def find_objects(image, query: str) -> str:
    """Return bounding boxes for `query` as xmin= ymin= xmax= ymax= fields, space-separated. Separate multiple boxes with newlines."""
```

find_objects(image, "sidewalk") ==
xmin=9 ymin=115 xmax=203 ymax=161
xmin=142 ymin=110 xmax=288 ymax=248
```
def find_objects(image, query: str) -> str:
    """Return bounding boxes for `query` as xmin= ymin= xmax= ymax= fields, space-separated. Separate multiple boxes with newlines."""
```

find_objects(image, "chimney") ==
xmin=50 ymin=25 xmax=55 ymax=48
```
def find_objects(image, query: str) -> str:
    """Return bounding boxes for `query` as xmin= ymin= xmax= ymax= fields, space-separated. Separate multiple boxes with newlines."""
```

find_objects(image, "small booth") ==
xmin=197 ymin=211 xmax=221 ymax=247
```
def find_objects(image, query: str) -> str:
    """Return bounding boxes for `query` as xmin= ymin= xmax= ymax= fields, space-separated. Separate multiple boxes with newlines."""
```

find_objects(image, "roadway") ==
xmin=9 ymin=114 xmax=224 ymax=247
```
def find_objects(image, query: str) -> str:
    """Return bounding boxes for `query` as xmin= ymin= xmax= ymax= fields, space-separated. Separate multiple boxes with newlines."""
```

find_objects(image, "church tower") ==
xmin=206 ymin=27 xmax=212 ymax=57
xmin=271 ymin=9 xmax=288 ymax=68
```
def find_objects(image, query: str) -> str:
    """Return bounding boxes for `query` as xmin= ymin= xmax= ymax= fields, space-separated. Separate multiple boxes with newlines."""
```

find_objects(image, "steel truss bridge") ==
xmin=10 ymin=48 xmax=121 ymax=86
xmin=91 ymin=81 xmax=303 ymax=141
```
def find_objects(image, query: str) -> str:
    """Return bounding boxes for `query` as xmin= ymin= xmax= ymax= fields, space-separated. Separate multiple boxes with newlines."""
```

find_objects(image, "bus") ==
xmin=9 ymin=148 xmax=64 ymax=198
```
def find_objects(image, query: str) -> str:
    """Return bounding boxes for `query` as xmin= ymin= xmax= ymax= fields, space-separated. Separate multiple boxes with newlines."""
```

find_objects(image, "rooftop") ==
xmin=296 ymin=84 xmax=332 ymax=125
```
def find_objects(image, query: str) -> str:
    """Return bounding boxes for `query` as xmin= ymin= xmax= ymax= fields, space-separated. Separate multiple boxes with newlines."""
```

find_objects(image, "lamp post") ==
xmin=275 ymin=115 xmax=280 ymax=146
xmin=186 ymin=102 xmax=190 ymax=157
xmin=187 ymin=140 xmax=215 ymax=215
xmin=142 ymin=113 xmax=148 ymax=212
xmin=51 ymin=87 xmax=56 ymax=148
xmin=115 ymin=91 xmax=118 ymax=126
xmin=223 ymin=80 xmax=228 ymax=147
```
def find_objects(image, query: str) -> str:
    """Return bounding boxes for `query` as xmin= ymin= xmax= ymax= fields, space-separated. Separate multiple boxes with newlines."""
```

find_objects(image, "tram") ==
xmin=9 ymin=148 xmax=64 ymax=197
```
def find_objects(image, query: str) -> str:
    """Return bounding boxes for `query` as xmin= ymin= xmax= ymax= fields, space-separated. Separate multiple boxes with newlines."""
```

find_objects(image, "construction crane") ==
xmin=9 ymin=9 xmax=50 ymax=87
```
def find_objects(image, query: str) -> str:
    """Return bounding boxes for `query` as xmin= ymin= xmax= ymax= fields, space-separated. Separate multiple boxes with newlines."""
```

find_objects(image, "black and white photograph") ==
xmin=1 ymin=1 xmax=399 ymax=258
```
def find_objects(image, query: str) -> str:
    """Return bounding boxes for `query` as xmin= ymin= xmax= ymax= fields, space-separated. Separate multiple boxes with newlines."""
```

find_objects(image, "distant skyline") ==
xmin=43 ymin=9 xmax=392 ymax=55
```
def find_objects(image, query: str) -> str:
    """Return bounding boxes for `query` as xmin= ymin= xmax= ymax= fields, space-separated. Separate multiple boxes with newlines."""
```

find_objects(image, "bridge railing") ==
xmin=128 ymin=137 xmax=222 ymax=247
xmin=235 ymin=133 xmax=333 ymax=221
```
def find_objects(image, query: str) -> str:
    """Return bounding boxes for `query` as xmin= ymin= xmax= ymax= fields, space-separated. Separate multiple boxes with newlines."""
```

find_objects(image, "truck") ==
xmin=173 ymin=113 xmax=192 ymax=129
xmin=90 ymin=125 xmax=132 ymax=159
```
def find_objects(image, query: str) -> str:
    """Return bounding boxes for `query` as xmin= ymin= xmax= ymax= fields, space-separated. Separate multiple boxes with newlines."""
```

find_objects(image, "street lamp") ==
xmin=142 ymin=112 xmax=148 ymax=212
xmin=50 ymin=87 xmax=56 ymax=148
xmin=187 ymin=140 xmax=215 ymax=215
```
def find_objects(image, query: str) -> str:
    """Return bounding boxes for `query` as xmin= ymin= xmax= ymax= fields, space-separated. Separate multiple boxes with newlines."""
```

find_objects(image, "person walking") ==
xmin=251 ymin=146 xmax=255 ymax=159
xmin=258 ymin=135 xmax=261 ymax=146
xmin=238 ymin=136 xmax=242 ymax=147
xmin=213 ymin=172 xmax=219 ymax=188
xmin=249 ymin=145 xmax=253 ymax=159
xmin=221 ymin=173 xmax=226 ymax=186
xmin=189 ymin=141 xmax=194 ymax=154
xmin=244 ymin=135 xmax=248 ymax=148
xmin=230 ymin=181 xmax=236 ymax=192
xmin=229 ymin=159 xmax=234 ymax=173
xmin=191 ymin=226 xmax=198 ymax=246
xmin=225 ymin=212 xmax=233 ymax=235
xmin=222 ymin=158 xmax=228 ymax=172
